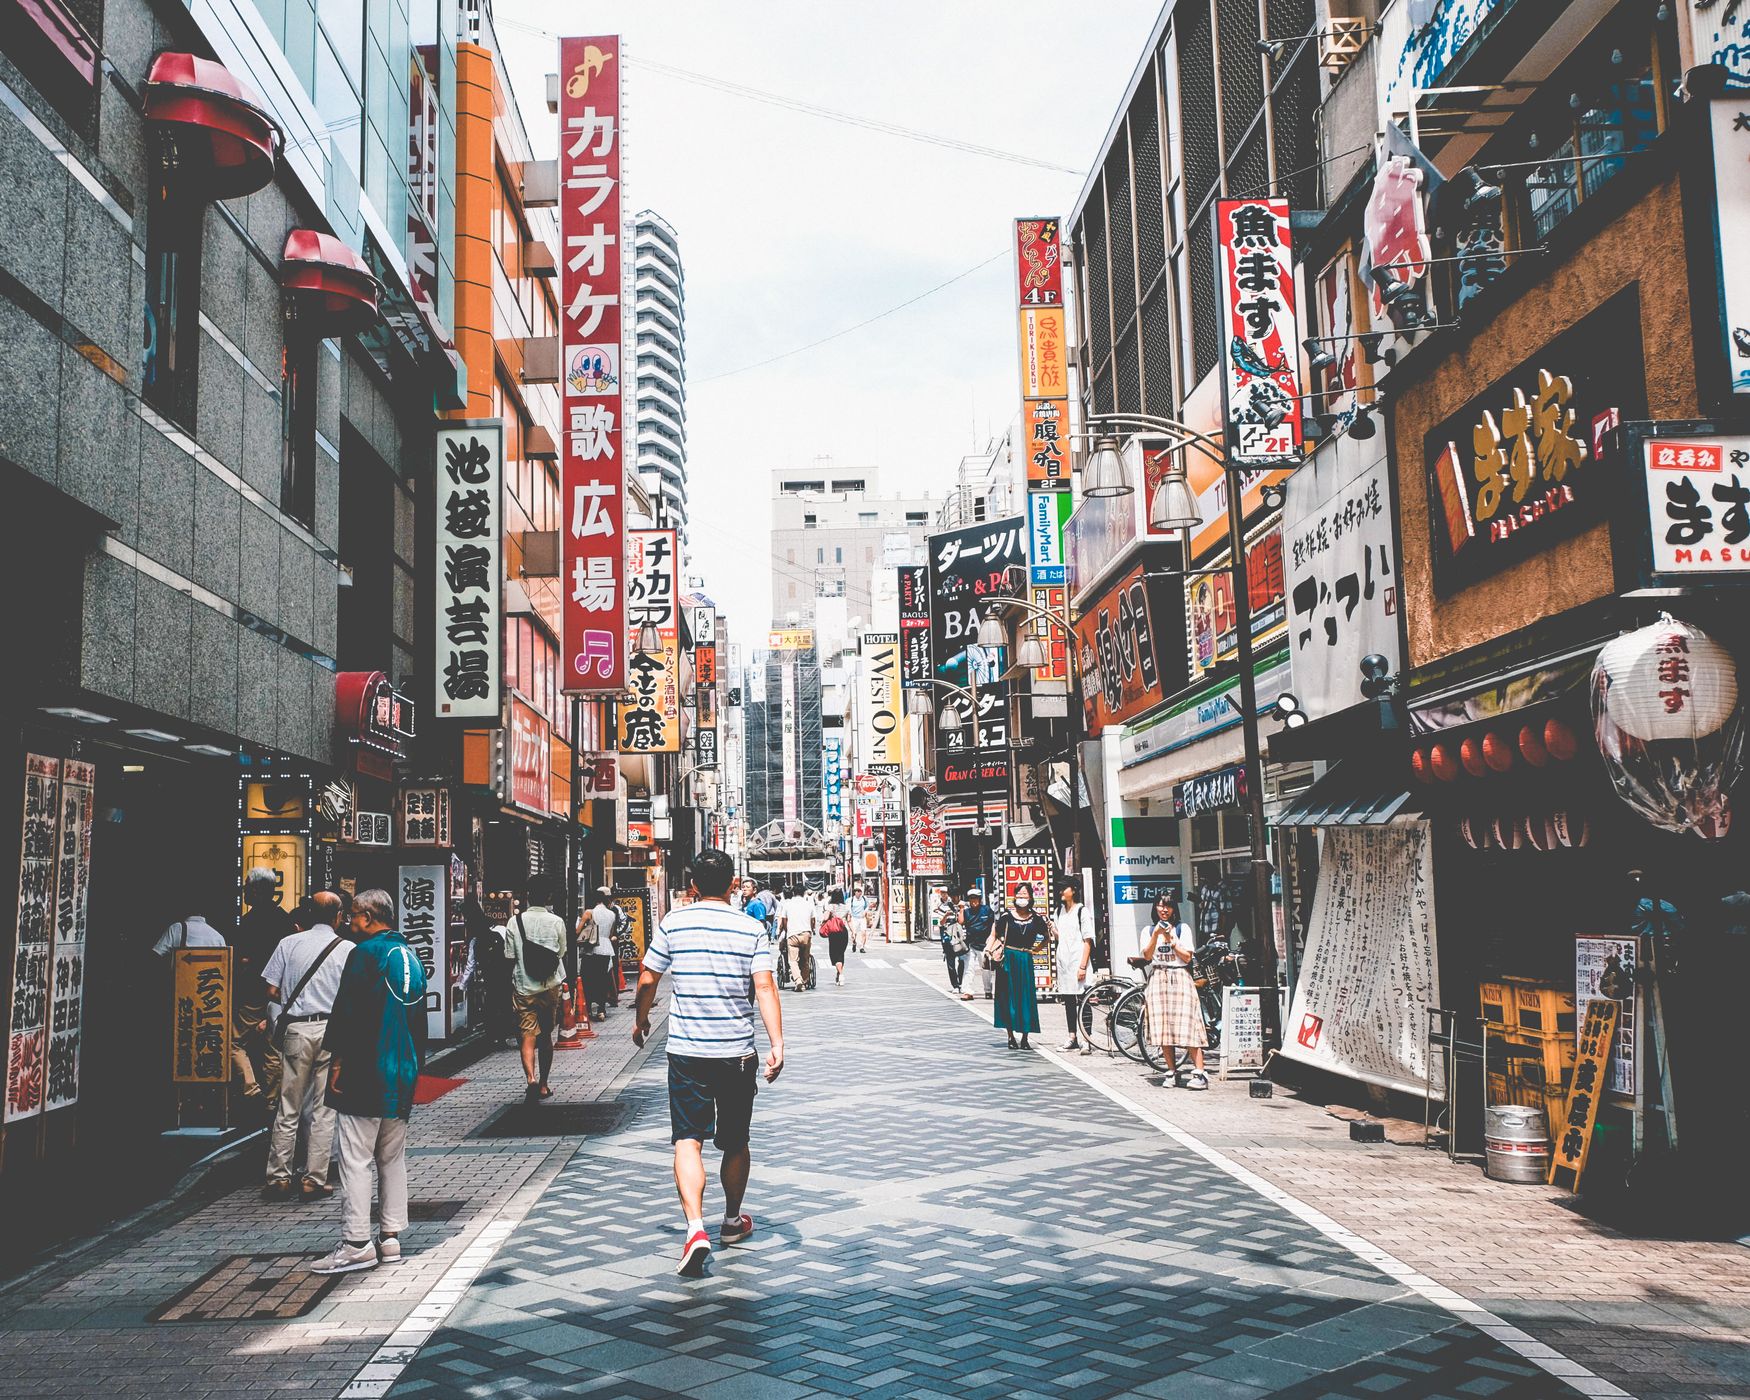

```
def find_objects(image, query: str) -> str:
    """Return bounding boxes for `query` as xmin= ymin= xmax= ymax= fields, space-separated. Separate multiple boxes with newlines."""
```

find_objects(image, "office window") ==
xmin=141 ymin=170 xmax=205 ymax=428
xmin=280 ymin=330 xmax=317 ymax=527
xmin=834 ymin=547 xmax=842 ymax=563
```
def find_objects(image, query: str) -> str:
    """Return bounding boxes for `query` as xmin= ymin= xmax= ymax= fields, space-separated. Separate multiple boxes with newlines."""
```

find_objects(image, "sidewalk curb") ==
xmin=900 ymin=960 xmax=1636 ymax=1400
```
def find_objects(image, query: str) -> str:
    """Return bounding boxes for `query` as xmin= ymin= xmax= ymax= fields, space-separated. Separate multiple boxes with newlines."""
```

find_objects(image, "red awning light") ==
xmin=143 ymin=52 xmax=279 ymax=199
xmin=281 ymin=228 xmax=382 ymax=333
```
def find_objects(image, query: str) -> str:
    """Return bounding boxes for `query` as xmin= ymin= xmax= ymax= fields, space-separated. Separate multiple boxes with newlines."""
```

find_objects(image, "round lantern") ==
xmin=1411 ymin=748 xmax=1433 ymax=784
xmin=1551 ymin=810 xmax=1591 ymax=848
xmin=1523 ymin=813 xmax=1556 ymax=852
xmin=1544 ymin=718 xmax=1579 ymax=762
xmin=1460 ymin=815 xmax=1489 ymax=849
xmin=1594 ymin=617 xmax=1739 ymax=742
xmin=1482 ymin=731 xmax=1515 ymax=772
xmin=1518 ymin=724 xmax=1549 ymax=767
xmin=1460 ymin=737 xmax=1487 ymax=778
xmin=1430 ymin=742 xmax=1459 ymax=782
xmin=1492 ymin=813 xmax=1521 ymax=849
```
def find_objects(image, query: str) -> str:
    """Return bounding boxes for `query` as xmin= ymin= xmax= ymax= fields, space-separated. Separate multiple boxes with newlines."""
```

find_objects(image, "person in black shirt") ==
xmin=234 ymin=868 xmax=295 ymax=1107
xmin=989 ymin=883 xmax=1048 ymax=1051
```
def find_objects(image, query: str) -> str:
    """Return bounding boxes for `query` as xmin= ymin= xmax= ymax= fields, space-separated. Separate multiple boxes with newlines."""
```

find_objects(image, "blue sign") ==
xmin=1112 ymin=876 xmax=1183 ymax=906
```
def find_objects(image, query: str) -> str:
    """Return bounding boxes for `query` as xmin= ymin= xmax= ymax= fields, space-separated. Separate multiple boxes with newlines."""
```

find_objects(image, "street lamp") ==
xmin=1148 ymin=461 xmax=1202 ymax=532
xmin=911 ymin=674 xmax=995 ymax=837
xmin=634 ymin=622 xmax=661 ymax=653
xmin=1080 ymin=435 xmax=1133 ymax=497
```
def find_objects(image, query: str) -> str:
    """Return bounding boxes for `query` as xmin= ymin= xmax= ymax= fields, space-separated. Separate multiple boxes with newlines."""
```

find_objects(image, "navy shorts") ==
xmin=667 ymin=1053 xmax=759 ymax=1152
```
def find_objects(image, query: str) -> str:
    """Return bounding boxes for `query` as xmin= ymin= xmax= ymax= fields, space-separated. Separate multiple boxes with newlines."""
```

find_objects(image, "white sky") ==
xmin=492 ymin=0 xmax=1161 ymax=642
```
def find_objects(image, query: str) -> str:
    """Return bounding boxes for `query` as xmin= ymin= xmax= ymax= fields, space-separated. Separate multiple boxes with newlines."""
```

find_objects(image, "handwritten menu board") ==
xmin=1574 ymin=935 xmax=1638 ymax=1098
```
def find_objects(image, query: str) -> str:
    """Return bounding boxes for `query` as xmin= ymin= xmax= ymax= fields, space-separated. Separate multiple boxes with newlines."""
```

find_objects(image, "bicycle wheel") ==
xmin=1078 ymin=980 xmax=1129 ymax=1054
xmin=1109 ymin=985 xmax=1148 ymax=1063
xmin=1136 ymin=992 xmax=1170 ymax=1073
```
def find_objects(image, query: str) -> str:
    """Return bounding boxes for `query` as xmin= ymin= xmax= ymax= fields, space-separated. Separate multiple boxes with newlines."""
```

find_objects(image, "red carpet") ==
xmin=413 ymin=1074 xmax=466 ymax=1104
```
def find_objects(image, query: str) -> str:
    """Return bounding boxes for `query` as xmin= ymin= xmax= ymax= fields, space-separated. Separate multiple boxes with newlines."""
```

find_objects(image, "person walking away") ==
xmin=462 ymin=894 xmax=513 ymax=1045
xmin=505 ymin=876 xmax=568 ymax=1104
xmin=821 ymin=895 xmax=850 ymax=986
xmin=579 ymin=888 xmax=621 ymax=1020
xmin=261 ymin=891 xmax=348 ymax=1201
xmin=1140 ymin=895 xmax=1209 ymax=1089
xmin=987 ymin=882 xmax=1047 ymax=1050
xmin=308 ymin=888 xmax=427 ymax=1274
xmin=847 ymin=884 xmax=870 ymax=952
xmin=961 ymin=888 xmax=995 ymax=1001
xmin=940 ymin=898 xmax=968 ymax=992
xmin=1054 ymin=882 xmax=1096 ymax=1051
xmin=233 ymin=869 xmax=294 ymax=1109
xmin=633 ymin=848 xmax=783 ymax=1276
xmin=778 ymin=884 xmax=817 ymax=991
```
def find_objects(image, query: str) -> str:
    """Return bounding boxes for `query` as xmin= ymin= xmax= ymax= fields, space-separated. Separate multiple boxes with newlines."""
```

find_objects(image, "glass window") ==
xmin=1191 ymin=812 xmax=1222 ymax=853
xmin=322 ymin=0 xmax=365 ymax=85
xmin=142 ymin=171 xmax=205 ymax=429
xmin=280 ymin=332 xmax=317 ymax=527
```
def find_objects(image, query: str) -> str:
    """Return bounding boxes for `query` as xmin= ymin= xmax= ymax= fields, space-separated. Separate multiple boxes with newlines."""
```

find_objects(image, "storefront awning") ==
xmin=1275 ymin=761 xmax=1418 ymax=827
xmin=281 ymin=229 xmax=381 ymax=333
xmin=143 ymin=53 xmax=279 ymax=199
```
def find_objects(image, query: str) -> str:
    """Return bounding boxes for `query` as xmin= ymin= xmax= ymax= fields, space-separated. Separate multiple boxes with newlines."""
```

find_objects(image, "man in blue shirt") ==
xmin=962 ymin=887 xmax=995 ymax=1001
xmin=634 ymin=848 xmax=784 ymax=1277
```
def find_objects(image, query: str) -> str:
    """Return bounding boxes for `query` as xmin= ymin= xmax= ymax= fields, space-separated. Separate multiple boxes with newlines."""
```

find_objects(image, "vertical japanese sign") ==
xmin=1029 ymin=584 xmax=1069 ymax=682
xmin=858 ymin=632 xmax=903 ymax=774
xmin=45 ymin=759 xmax=92 ymax=1112
xmin=1214 ymin=198 xmax=1304 ymax=465
xmin=1014 ymin=218 xmax=1070 ymax=490
xmin=618 ymin=529 xmax=681 ymax=753
xmin=1027 ymin=489 xmax=1070 ymax=586
xmin=897 ymin=565 xmax=931 ymax=692
xmin=434 ymin=422 xmax=502 ymax=720
xmin=509 ymin=696 xmax=552 ymax=813
xmin=780 ymin=659 xmax=798 ymax=824
xmin=906 ymin=801 xmax=947 ymax=876
xmin=172 ymin=948 xmax=231 ymax=1083
xmin=560 ymin=35 xmax=625 ymax=693
xmin=1186 ymin=523 xmax=1287 ymax=676
xmin=7 ymin=755 xmax=59 ymax=1120
xmin=397 ymin=865 xmax=447 ymax=1041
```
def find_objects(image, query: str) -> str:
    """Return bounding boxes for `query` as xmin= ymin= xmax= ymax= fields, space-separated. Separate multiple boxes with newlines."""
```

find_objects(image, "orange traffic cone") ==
xmin=557 ymin=977 xmax=595 ymax=1047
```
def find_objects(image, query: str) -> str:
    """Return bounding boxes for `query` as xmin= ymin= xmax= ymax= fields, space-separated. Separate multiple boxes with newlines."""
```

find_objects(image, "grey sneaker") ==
xmin=377 ymin=1236 xmax=402 ymax=1265
xmin=307 ymin=1241 xmax=378 ymax=1275
xmin=1185 ymin=1070 xmax=1210 ymax=1091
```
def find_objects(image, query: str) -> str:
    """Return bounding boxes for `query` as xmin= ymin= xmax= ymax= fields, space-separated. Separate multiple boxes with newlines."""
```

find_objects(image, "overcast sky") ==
xmin=493 ymin=0 xmax=1161 ymax=643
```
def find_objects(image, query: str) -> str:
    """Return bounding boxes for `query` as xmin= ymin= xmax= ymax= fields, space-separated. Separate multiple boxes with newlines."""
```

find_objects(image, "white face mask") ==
xmin=1014 ymin=896 xmax=1032 ymax=911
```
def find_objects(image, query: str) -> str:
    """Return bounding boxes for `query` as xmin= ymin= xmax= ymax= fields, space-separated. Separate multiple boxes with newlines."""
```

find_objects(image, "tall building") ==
xmin=770 ymin=466 xmax=934 ymax=627
xmin=742 ymin=638 xmax=823 ymax=839
xmin=932 ymin=436 xmax=1023 ymax=530
xmin=633 ymin=211 xmax=688 ymax=538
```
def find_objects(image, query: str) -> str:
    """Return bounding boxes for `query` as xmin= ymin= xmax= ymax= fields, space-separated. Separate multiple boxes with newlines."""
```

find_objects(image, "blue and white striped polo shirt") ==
xmin=642 ymin=901 xmax=775 ymax=1058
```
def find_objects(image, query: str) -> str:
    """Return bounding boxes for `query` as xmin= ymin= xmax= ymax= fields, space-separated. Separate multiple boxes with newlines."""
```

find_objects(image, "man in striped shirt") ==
xmin=633 ymin=848 xmax=784 ymax=1276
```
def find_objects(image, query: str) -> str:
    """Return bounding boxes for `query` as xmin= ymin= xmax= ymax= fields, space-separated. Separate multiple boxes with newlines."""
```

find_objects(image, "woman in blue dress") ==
xmin=988 ymin=882 xmax=1048 ymax=1050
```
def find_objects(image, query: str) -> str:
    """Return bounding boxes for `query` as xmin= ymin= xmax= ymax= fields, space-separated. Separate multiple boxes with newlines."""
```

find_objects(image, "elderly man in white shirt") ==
xmin=151 ymin=912 xmax=226 ymax=956
xmin=260 ymin=891 xmax=351 ymax=1200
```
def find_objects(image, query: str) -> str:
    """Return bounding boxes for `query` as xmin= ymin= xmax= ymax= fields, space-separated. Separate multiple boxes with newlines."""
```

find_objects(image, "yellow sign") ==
xmin=240 ymin=834 xmax=307 ymax=911
xmin=172 ymin=948 xmax=232 ymax=1083
xmin=1550 ymin=997 xmax=1618 ymax=1190
xmin=243 ymin=781 xmax=308 ymax=822
xmin=617 ymin=639 xmax=681 ymax=753
xmin=767 ymin=629 xmax=815 ymax=651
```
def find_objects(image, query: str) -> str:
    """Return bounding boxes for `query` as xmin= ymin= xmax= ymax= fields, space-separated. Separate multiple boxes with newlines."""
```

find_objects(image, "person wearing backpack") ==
xmin=821 ymin=889 xmax=851 ymax=986
xmin=579 ymin=887 xmax=620 ymax=1020
xmin=260 ymin=891 xmax=349 ymax=1202
xmin=504 ymin=874 xmax=568 ymax=1105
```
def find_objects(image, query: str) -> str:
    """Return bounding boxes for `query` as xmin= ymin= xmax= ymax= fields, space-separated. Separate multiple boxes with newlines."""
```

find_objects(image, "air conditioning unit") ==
xmin=521 ymin=335 xmax=560 ymax=385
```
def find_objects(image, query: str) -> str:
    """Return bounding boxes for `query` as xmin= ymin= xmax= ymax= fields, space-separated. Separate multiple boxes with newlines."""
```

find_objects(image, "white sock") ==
xmin=723 ymin=1211 xmax=741 ymax=1224
xmin=686 ymin=1216 xmax=705 ymax=1236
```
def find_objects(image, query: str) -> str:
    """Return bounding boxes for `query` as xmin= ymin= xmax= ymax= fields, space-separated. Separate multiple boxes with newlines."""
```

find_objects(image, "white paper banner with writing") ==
xmin=1279 ymin=823 xmax=1441 ymax=1098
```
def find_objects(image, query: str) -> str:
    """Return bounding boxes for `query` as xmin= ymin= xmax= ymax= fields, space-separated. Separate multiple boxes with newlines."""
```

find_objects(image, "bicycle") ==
xmin=1109 ymin=952 xmax=1226 ymax=1072
xmin=1076 ymin=970 xmax=1139 ymax=1056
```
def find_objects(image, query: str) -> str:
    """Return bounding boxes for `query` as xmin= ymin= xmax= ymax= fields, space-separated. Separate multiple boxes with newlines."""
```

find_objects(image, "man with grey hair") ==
xmin=309 ymin=888 xmax=427 ymax=1275
xmin=261 ymin=891 xmax=348 ymax=1201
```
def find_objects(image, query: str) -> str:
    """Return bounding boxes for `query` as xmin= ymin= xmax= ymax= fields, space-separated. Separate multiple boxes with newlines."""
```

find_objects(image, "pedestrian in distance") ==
xmin=633 ymin=848 xmax=784 ymax=1277
xmin=506 ymin=875 xmax=568 ymax=1105
xmin=1140 ymin=895 xmax=1209 ymax=1090
xmin=987 ymin=882 xmax=1047 ymax=1051
xmin=940 ymin=896 xmax=969 ymax=993
xmin=961 ymin=887 xmax=995 ymax=1000
xmin=261 ymin=891 xmax=349 ymax=1202
xmin=821 ymin=891 xmax=850 ymax=986
xmin=1053 ymin=882 xmax=1096 ymax=1052
xmin=233 ymin=868 xmax=293 ymax=1111
xmin=847 ymin=883 xmax=871 ymax=952
xmin=778 ymin=883 xmax=817 ymax=991
xmin=308 ymin=888 xmax=427 ymax=1275
xmin=579 ymin=887 xmax=621 ymax=1021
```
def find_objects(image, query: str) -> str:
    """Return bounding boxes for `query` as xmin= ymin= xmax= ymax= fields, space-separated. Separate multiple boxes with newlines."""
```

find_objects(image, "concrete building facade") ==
xmin=633 ymin=210 xmax=687 ymax=538
xmin=770 ymin=465 xmax=933 ymax=628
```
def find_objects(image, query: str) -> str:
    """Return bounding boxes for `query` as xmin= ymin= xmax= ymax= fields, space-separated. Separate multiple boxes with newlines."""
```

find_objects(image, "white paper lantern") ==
xmin=1594 ymin=618 xmax=1738 ymax=742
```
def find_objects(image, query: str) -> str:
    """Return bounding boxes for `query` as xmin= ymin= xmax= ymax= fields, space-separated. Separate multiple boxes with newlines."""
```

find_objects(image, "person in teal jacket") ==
xmin=308 ymin=888 xmax=427 ymax=1275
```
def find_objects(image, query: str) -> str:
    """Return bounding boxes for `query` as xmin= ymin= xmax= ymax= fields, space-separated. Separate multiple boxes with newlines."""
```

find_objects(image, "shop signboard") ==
xmin=1001 ymin=857 xmax=1054 ymax=993
xmin=1280 ymin=823 xmax=1441 ymax=1097
xmin=433 ymin=421 xmax=503 ymax=720
xmin=1422 ymin=287 xmax=1644 ymax=594
xmin=1186 ymin=522 xmax=1287 ymax=677
xmin=1214 ymin=198 xmax=1303 ymax=466
xmin=1014 ymin=218 xmax=1070 ymax=488
xmin=626 ymin=794 xmax=653 ymax=847
xmin=579 ymin=751 xmax=617 ymax=798
xmin=695 ymin=724 xmax=718 ymax=769
xmin=1073 ymin=561 xmax=1163 ymax=738
xmin=1575 ymin=934 xmax=1637 ymax=1098
xmin=1640 ymin=432 xmax=1750 ymax=575
xmin=1027 ymin=489 xmax=1071 ymax=586
xmin=336 ymin=671 xmax=415 ymax=780
xmin=822 ymin=736 xmax=843 ymax=820
xmin=1029 ymin=584 xmax=1069 ymax=683
xmin=171 ymin=947 xmax=231 ymax=1083
xmin=898 ymin=565 xmax=930 ymax=691
xmin=938 ymin=680 xmax=1009 ymax=795
xmin=1174 ymin=763 xmax=1248 ymax=818
xmin=767 ymin=628 xmax=814 ymax=651
xmin=618 ymin=529 xmax=681 ymax=754
xmin=1377 ymin=0 xmax=1510 ymax=116
xmin=926 ymin=517 xmax=1025 ymax=686
xmin=1553 ymin=997 xmax=1619 ymax=1190
xmin=45 ymin=759 xmax=92 ymax=1112
xmin=695 ymin=644 xmax=717 ymax=687
xmin=509 ymin=696 xmax=552 ymax=813
xmin=1121 ymin=648 xmax=1290 ymax=768
xmin=240 ymin=835 xmax=308 ymax=912
xmin=907 ymin=802 xmax=947 ymax=876
xmin=1107 ymin=816 xmax=1181 ymax=907
xmin=1220 ymin=985 xmax=1267 ymax=1075
xmin=1282 ymin=445 xmax=1399 ymax=718
xmin=691 ymin=606 xmax=717 ymax=646
xmin=610 ymin=886 xmax=651 ymax=972
xmin=397 ymin=864 xmax=447 ymax=1041
xmin=858 ymin=631 xmax=903 ymax=775
xmin=559 ymin=33 xmax=626 ymax=695
xmin=397 ymin=786 xmax=452 ymax=846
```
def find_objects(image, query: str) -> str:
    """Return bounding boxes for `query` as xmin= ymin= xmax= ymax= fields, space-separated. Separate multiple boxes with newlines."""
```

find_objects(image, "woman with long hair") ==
xmin=1053 ymin=881 xmax=1095 ymax=1051
xmin=987 ymin=882 xmax=1048 ymax=1050
xmin=1139 ymin=894 xmax=1208 ymax=1089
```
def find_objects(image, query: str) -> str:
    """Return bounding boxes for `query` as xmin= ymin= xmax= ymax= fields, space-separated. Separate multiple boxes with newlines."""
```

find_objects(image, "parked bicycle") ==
xmin=1104 ymin=942 xmax=1233 ymax=1071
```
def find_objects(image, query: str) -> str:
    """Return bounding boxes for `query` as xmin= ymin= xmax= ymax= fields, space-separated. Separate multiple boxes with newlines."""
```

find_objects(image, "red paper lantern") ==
xmin=1431 ymin=743 xmax=1459 ymax=782
xmin=1518 ymin=725 xmax=1549 ymax=767
xmin=1460 ymin=737 xmax=1486 ymax=777
xmin=1493 ymin=814 xmax=1523 ymax=849
xmin=1482 ymin=732 xmax=1515 ymax=773
xmin=1544 ymin=718 xmax=1578 ymax=761
xmin=1411 ymin=748 xmax=1433 ymax=784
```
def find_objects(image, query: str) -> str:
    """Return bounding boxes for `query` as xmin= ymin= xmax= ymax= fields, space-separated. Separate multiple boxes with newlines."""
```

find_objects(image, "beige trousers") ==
xmin=335 ymin=1113 xmax=408 ymax=1242
xmin=266 ymin=1020 xmax=335 ymax=1184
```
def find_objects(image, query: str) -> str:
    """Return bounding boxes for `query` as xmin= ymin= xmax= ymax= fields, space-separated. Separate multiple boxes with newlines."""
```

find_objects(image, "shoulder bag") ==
xmin=271 ymin=936 xmax=345 ymax=1049
xmin=516 ymin=913 xmax=563 ymax=982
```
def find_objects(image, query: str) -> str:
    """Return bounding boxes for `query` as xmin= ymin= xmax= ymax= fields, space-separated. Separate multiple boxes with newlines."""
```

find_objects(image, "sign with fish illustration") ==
xmin=1213 ymin=199 xmax=1304 ymax=466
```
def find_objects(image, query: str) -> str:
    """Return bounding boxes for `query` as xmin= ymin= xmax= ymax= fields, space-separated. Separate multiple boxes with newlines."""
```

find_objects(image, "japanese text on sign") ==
xmin=172 ymin=948 xmax=231 ymax=1083
xmin=434 ymin=425 xmax=502 ymax=719
xmin=1215 ymin=199 xmax=1304 ymax=464
xmin=560 ymin=34 xmax=625 ymax=693
xmin=1645 ymin=436 xmax=1750 ymax=574
xmin=1015 ymin=218 xmax=1071 ymax=487
xmin=618 ymin=530 xmax=681 ymax=754
xmin=397 ymin=865 xmax=447 ymax=1041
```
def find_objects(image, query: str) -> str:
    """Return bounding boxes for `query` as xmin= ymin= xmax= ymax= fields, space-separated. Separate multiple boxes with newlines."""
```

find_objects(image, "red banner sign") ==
xmin=509 ymin=695 xmax=552 ymax=813
xmin=559 ymin=34 xmax=625 ymax=693
xmin=1214 ymin=198 xmax=1303 ymax=466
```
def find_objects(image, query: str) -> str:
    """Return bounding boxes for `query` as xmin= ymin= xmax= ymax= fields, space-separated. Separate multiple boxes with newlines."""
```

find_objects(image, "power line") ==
xmin=492 ymin=18 xmax=1083 ymax=175
xmin=694 ymin=250 xmax=1009 ymax=384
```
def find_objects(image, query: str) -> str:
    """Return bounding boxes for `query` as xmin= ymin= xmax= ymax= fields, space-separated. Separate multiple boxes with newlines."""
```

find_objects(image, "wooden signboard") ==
xmin=1549 ymin=996 xmax=1618 ymax=1190
xmin=172 ymin=948 xmax=232 ymax=1083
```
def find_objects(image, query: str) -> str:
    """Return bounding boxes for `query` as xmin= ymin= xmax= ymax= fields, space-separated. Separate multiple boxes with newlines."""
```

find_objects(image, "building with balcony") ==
xmin=770 ymin=465 xmax=934 ymax=628
xmin=633 ymin=211 xmax=688 ymax=538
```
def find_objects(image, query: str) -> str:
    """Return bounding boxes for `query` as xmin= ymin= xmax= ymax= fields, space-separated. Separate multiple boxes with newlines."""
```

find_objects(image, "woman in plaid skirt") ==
xmin=1140 ymin=895 xmax=1208 ymax=1089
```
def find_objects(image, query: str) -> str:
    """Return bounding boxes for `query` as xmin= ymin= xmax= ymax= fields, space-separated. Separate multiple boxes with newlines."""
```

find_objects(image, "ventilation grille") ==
xmin=1140 ymin=287 xmax=1177 ymax=416
xmin=1218 ymin=0 xmax=1264 ymax=166
xmin=1130 ymin=78 xmax=1166 ymax=291
xmin=1083 ymin=191 xmax=1111 ymax=374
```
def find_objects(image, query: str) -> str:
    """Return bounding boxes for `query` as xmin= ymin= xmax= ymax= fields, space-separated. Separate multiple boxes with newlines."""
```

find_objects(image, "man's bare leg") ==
xmin=720 ymin=1144 xmax=750 ymax=1220
xmin=674 ymin=1139 xmax=706 ymax=1221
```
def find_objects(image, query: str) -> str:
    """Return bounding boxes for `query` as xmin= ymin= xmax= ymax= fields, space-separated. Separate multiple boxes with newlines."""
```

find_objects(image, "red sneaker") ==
xmin=677 ymin=1228 xmax=712 ymax=1276
xmin=720 ymin=1214 xmax=754 ymax=1245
